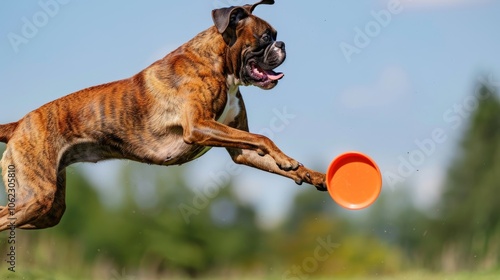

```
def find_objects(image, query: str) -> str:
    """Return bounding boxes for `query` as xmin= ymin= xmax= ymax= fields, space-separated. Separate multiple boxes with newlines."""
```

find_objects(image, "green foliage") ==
xmin=50 ymin=162 xmax=263 ymax=277
xmin=391 ymin=82 xmax=500 ymax=272
xmin=435 ymin=84 xmax=500 ymax=270
xmin=275 ymin=189 xmax=404 ymax=277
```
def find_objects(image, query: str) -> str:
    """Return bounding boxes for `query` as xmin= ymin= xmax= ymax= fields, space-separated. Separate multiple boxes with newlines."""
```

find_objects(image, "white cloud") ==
xmin=340 ymin=65 xmax=411 ymax=108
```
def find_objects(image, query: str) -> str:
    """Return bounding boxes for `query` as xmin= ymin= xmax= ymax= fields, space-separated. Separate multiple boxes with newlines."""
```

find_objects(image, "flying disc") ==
xmin=326 ymin=152 xmax=382 ymax=210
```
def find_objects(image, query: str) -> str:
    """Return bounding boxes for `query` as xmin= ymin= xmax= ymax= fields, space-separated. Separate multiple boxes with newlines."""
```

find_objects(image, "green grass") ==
xmin=1 ymin=269 xmax=499 ymax=280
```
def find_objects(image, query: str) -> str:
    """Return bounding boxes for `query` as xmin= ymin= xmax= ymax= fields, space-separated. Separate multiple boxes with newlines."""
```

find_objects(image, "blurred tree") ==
xmin=276 ymin=188 xmax=403 ymax=277
xmin=49 ymin=161 xmax=264 ymax=277
xmin=430 ymin=83 xmax=500 ymax=271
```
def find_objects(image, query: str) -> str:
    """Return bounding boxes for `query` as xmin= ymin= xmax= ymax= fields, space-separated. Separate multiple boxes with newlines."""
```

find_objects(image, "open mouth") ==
xmin=248 ymin=61 xmax=284 ymax=83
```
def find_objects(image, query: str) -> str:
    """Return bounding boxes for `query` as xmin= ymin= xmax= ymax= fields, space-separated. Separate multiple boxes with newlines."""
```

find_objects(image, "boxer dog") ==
xmin=0 ymin=0 xmax=326 ymax=231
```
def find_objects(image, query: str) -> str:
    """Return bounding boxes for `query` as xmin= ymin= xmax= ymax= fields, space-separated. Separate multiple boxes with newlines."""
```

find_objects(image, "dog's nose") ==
xmin=275 ymin=41 xmax=285 ymax=51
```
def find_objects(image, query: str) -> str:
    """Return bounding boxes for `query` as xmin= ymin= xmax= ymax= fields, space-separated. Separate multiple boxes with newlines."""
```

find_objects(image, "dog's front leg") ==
xmin=182 ymin=117 xmax=300 ymax=171
xmin=227 ymin=148 xmax=327 ymax=191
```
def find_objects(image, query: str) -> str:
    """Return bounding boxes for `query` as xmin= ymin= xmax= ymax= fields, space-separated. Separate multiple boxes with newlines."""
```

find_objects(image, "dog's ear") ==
xmin=212 ymin=7 xmax=249 ymax=47
xmin=247 ymin=0 xmax=275 ymax=14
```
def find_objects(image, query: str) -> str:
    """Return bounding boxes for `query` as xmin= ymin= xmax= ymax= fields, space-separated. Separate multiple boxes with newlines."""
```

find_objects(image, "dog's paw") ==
xmin=310 ymin=172 xmax=327 ymax=191
xmin=296 ymin=167 xmax=327 ymax=191
xmin=314 ymin=181 xmax=328 ymax=192
xmin=276 ymin=157 xmax=300 ymax=171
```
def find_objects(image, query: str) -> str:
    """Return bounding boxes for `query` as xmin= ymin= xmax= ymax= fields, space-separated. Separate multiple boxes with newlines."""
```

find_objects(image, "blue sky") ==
xmin=1 ymin=0 xmax=500 ymax=227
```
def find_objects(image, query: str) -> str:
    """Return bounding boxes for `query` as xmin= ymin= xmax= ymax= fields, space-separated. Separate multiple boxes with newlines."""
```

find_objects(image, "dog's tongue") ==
xmin=264 ymin=69 xmax=284 ymax=81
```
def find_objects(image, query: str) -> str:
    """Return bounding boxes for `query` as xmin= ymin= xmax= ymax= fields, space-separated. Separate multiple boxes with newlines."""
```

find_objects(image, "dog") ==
xmin=0 ymin=0 xmax=326 ymax=232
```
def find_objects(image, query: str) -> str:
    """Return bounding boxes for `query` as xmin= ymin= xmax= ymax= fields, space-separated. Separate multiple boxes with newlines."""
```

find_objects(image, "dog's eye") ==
xmin=261 ymin=34 xmax=271 ymax=43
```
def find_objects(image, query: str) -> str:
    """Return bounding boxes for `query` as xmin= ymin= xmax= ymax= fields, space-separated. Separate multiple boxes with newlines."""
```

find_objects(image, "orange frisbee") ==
xmin=326 ymin=152 xmax=382 ymax=210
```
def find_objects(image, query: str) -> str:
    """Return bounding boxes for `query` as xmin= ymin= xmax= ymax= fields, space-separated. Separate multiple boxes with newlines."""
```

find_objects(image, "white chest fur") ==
xmin=190 ymin=86 xmax=241 ymax=160
xmin=217 ymin=85 xmax=241 ymax=125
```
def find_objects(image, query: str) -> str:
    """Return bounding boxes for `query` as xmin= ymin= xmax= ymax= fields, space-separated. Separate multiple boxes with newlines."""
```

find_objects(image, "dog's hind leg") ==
xmin=16 ymin=169 xmax=66 ymax=230
xmin=0 ymin=146 xmax=65 ymax=231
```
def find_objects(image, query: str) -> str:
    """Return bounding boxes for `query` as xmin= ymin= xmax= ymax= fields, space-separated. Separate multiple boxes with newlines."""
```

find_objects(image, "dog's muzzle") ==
xmin=242 ymin=41 xmax=286 ymax=89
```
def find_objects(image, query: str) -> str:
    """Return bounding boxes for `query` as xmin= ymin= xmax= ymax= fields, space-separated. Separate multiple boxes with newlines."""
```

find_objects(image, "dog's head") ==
xmin=212 ymin=0 xmax=286 ymax=90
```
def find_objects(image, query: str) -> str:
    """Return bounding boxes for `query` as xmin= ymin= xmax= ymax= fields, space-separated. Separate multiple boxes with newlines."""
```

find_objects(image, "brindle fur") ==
xmin=0 ymin=2 xmax=325 ymax=231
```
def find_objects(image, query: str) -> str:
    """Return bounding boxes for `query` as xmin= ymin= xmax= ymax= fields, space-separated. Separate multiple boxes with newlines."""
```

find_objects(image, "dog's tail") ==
xmin=0 ymin=122 xmax=18 ymax=143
